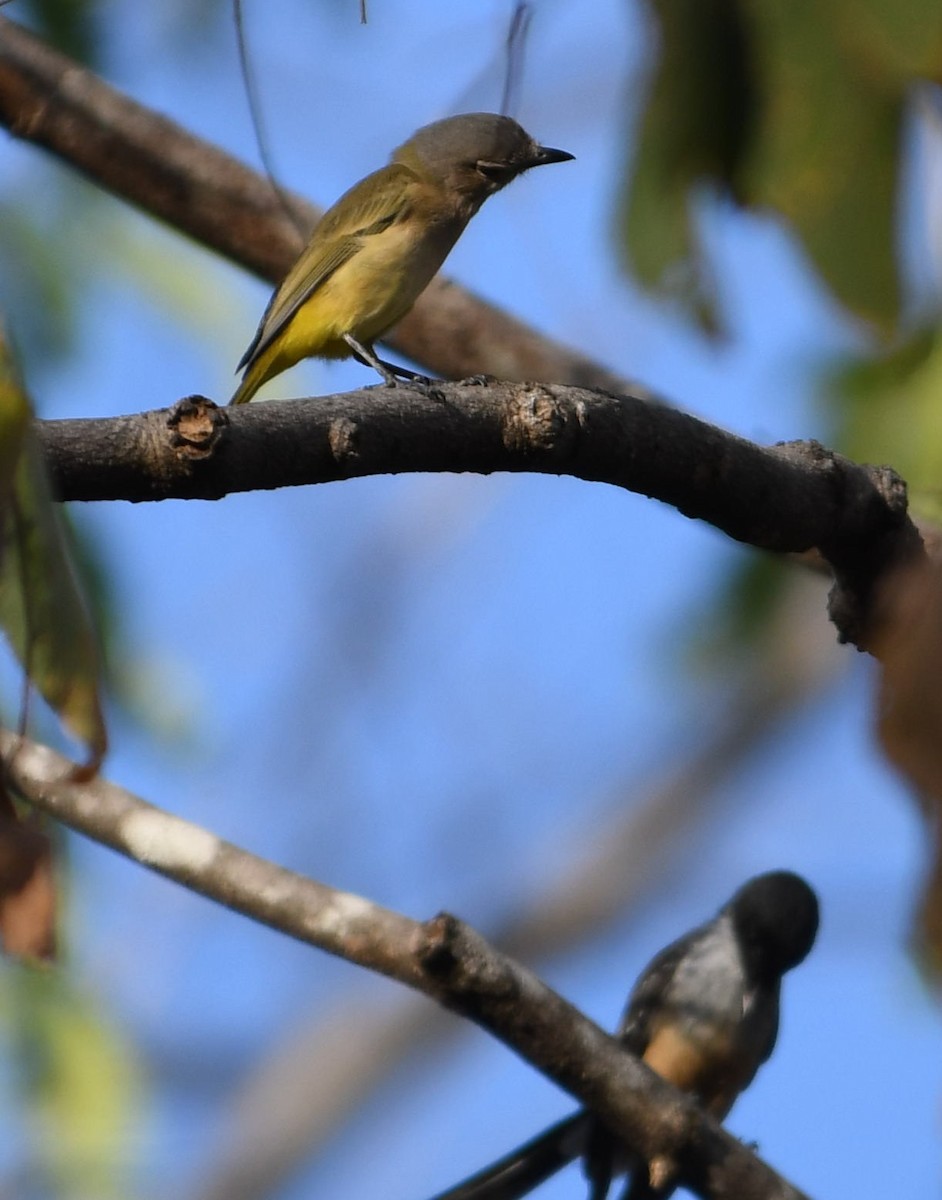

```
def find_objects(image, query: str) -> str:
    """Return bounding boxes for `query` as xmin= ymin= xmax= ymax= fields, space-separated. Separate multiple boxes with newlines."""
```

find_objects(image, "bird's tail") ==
xmin=425 ymin=1112 xmax=590 ymax=1200
xmin=229 ymin=362 xmax=264 ymax=406
xmin=613 ymin=1155 xmax=677 ymax=1200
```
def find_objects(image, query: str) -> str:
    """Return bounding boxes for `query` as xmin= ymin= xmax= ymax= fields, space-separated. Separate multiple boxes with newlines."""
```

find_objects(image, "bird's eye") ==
xmin=475 ymin=160 xmax=513 ymax=184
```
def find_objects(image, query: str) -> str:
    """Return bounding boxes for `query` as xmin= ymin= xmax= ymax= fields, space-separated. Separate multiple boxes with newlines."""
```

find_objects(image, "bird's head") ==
xmin=392 ymin=112 xmax=573 ymax=210
xmin=727 ymin=870 xmax=820 ymax=984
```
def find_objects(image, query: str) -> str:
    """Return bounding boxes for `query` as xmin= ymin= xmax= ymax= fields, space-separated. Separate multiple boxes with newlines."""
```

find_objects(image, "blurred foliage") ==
xmin=876 ymin=559 xmax=942 ymax=976
xmin=829 ymin=326 xmax=942 ymax=524
xmin=6 ymin=964 xmax=142 ymax=1199
xmin=688 ymin=551 xmax=839 ymax=712
xmin=1 ymin=86 xmax=236 ymax=752
xmin=0 ymin=320 xmax=31 ymax=493
xmin=0 ymin=183 xmax=87 ymax=371
xmin=0 ymin=798 xmax=57 ymax=960
xmin=0 ymin=332 xmax=107 ymax=771
xmin=15 ymin=0 xmax=229 ymax=65
xmin=622 ymin=0 xmax=942 ymax=335
xmin=699 ymin=554 xmax=801 ymax=659
xmin=621 ymin=0 xmax=752 ymax=333
xmin=1 ymin=0 xmax=235 ymax=382
xmin=16 ymin=0 xmax=100 ymax=66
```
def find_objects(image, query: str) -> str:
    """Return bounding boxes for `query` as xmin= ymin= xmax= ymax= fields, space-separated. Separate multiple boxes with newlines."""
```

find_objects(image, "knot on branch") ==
xmin=167 ymin=395 xmax=226 ymax=460
xmin=416 ymin=912 xmax=521 ymax=1020
xmin=417 ymin=911 xmax=462 ymax=980
xmin=502 ymin=385 xmax=582 ymax=456
xmin=328 ymin=416 xmax=360 ymax=462
xmin=778 ymin=441 xmax=926 ymax=648
xmin=823 ymin=460 xmax=924 ymax=649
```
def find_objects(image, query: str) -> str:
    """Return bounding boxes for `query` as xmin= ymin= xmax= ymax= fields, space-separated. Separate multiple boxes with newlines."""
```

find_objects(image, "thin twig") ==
xmin=500 ymin=2 xmax=532 ymax=118
xmin=231 ymin=0 xmax=308 ymax=244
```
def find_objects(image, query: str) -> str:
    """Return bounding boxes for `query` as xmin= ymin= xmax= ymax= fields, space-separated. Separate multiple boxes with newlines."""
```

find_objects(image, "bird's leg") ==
xmin=377 ymin=354 xmax=449 ymax=404
xmin=343 ymin=334 xmax=433 ymax=388
xmin=343 ymin=334 xmax=401 ymax=386
xmin=376 ymin=356 xmax=434 ymax=385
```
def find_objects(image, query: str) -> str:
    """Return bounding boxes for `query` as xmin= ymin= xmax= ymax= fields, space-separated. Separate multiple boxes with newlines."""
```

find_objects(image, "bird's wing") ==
xmin=424 ymin=1113 xmax=589 ymax=1200
xmin=754 ymin=983 xmax=781 ymax=1067
xmin=590 ymin=928 xmax=708 ymax=1200
xmin=616 ymin=927 xmax=700 ymax=1054
xmin=237 ymin=162 xmax=421 ymax=370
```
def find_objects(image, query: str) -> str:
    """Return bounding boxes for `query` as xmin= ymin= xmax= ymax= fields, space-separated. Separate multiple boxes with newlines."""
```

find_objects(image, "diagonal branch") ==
xmin=1 ymin=728 xmax=812 ymax=1200
xmin=189 ymin=608 xmax=840 ymax=1200
xmin=0 ymin=15 xmax=635 ymax=393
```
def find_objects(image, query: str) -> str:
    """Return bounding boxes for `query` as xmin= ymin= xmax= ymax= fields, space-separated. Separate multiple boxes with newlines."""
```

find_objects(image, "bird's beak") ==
xmin=529 ymin=144 xmax=575 ymax=168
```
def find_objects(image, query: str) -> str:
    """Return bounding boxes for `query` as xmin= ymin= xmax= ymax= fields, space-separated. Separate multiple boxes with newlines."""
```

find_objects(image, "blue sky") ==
xmin=1 ymin=1 xmax=940 ymax=1198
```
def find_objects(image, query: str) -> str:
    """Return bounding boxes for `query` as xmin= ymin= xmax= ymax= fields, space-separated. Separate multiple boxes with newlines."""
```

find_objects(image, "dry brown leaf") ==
xmin=876 ymin=561 xmax=942 ymax=972
xmin=0 ymin=333 xmax=107 ymax=774
xmin=0 ymin=792 xmax=56 ymax=960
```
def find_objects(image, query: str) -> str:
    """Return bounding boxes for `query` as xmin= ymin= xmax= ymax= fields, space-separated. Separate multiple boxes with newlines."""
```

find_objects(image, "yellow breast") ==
xmin=287 ymin=214 xmax=463 ymax=360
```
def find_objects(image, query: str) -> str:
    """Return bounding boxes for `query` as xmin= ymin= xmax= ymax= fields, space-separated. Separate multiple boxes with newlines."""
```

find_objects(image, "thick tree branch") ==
xmin=0 ymin=15 xmax=634 ymax=392
xmin=36 ymin=385 xmax=924 ymax=646
xmin=1 ymin=728 xmax=811 ymax=1200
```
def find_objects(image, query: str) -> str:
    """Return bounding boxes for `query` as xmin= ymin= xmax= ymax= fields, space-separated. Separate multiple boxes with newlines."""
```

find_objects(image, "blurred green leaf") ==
xmin=10 ymin=967 xmax=141 ymax=1199
xmin=743 ymin=1 xmax=902 ymax=333
xmin=620 ymin=0 xmax=753 ymax=332
xmin=19 ymin=0 xmax=100 ymax=67
xmin=0 ymin=326 xmax=31 ymax=500
xmin=830 ymin=325 xmax=942 ymax=522
xmin=0 ymin=182 xmax=89 ymax=372
xmin=622 ymin=0 xmax=942 ymax=335
xmin=838 ymin=0 xmax=942 ymax=80
xmin=701 ymin=553 xmax=799 ymax=657
xmin=0 ymin=335 xmax=107 ymax=772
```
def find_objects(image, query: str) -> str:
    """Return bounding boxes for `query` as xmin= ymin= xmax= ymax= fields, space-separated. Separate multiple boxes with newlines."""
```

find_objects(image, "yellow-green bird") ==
xmin=229 ymin=112 xmax=573 ymax=405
